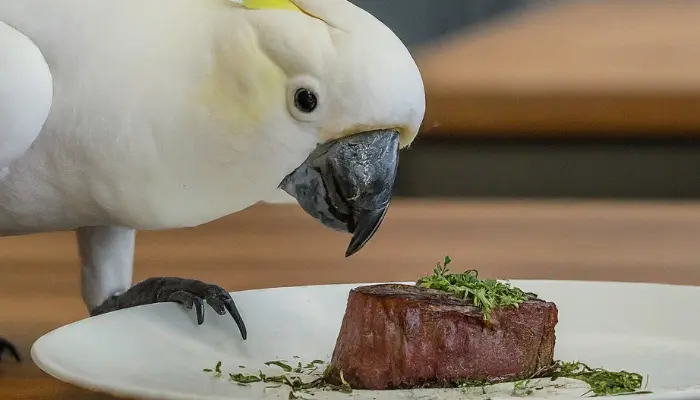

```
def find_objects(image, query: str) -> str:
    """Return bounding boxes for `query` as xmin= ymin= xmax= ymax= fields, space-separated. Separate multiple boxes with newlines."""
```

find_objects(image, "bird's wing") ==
xmin=0 ymin=21 xmax=52 ymax=170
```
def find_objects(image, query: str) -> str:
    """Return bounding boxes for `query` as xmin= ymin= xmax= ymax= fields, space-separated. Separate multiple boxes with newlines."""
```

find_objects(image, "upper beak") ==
xmin=278 ymin=129 xmax=400 ymax=257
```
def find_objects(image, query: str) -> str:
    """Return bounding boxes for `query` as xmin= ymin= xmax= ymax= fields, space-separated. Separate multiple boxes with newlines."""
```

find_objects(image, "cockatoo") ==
xmin=0 ymin=0 xmax=425 ymax=361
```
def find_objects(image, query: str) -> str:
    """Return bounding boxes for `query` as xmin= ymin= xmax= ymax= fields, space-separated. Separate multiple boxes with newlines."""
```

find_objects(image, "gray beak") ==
xmin=279 ymin=129 xmax=400 ymax=257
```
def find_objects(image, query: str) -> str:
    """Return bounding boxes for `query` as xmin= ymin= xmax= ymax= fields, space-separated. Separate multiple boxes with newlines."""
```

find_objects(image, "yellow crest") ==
xmin=231 ymin=0 xmax=303 ymax=12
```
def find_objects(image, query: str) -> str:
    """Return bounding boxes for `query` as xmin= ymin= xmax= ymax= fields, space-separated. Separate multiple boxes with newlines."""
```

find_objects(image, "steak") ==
xmin=326 ymin=283 xmax=558 ymax=390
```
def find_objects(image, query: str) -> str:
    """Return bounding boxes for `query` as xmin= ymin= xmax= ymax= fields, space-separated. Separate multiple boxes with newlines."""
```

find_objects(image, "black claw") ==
xmin=194 ymin=297 xmax=205 ymax=325
xmin=109 ymin=277 xmax=248 ymax=341
xmin=0 ymin=338 xmax=21 ymax=362
xmin=224 ymin=296 xmax=247 ymax=340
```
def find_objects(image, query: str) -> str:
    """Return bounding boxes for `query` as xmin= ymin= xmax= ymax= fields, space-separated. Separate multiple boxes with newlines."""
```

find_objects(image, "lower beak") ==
xmin=278 ymin=129 xmax=400 ymax=257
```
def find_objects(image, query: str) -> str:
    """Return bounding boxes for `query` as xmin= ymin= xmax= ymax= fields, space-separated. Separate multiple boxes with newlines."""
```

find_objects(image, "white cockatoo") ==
xmin=0 ymin=0 xmax=425 ymax=360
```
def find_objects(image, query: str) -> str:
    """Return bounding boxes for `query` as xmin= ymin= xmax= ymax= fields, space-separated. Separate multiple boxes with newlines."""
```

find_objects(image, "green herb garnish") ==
xmin=203 ymin=361 xmax=223 ymax=376
xmin=228 ymin=372 xmax=262 ymax=385
xmin=547 ymin=361 xmax=650 ymax=397
xmin=264 ymin=360 xmax=293 ymax=372
xmin=416 ymin=256 xmax=529 ymax=320
xmin=454 ymin=361 xmax=649 ymax=397
xmin=205 ymin=356 xmax=649 ymax=396
xmin=204 ymin=359 xmax=352 ymax=398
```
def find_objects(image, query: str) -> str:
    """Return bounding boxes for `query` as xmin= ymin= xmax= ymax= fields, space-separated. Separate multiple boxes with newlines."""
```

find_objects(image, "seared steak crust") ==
xmin=327 ymin=283 xmax=558 ymax=390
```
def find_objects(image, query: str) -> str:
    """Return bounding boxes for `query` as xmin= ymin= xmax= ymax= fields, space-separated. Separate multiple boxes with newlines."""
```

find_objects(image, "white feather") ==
xmin=0 ymin=21 xmax=52 ymax=170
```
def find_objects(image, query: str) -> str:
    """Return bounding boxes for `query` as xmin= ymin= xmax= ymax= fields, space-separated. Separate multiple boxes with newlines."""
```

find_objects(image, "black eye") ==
xmin=294 ymin=88 xmax=318 ymax=113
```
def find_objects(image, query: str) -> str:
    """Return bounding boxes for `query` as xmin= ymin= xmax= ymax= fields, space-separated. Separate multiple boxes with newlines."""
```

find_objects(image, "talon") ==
xmin=194 ymin=296 xmax=205 ymax=325
xmin=224 ymin=296 xmax=247 ymax=340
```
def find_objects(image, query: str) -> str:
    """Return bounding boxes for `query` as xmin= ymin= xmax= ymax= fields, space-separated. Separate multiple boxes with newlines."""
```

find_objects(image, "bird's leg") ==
xmin=76 ymin=226 xmax=247 ymax=340
xmin=77 ymin=226 xmax=135 ymax=312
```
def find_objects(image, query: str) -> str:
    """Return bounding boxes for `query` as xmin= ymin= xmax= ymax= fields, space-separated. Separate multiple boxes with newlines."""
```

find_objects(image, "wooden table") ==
xmin=2 ymin=199 xmax=700 ymax=399
xmin=416 ymin=0 xmax=700 ymax=136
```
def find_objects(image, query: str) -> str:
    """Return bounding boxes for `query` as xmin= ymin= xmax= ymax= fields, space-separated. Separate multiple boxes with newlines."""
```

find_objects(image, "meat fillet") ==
xmin=326 ymin=283 xmax=558 ymax=390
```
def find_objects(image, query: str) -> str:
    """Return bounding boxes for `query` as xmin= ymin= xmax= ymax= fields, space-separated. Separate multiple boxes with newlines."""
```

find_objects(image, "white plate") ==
xmin=31 ymin=280 xmax=700 ymax=400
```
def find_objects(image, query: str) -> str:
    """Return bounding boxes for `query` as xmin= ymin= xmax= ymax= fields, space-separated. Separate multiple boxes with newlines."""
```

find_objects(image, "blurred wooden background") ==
xmin=392 ymin=0 xmax=700 ymax=200
xmin=2 ymin=0 xmax=700 ymax=399
xmin=416 ymin=0 xmax=700 ymax=137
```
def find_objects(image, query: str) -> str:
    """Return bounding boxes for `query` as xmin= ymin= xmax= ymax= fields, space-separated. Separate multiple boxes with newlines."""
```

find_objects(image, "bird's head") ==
xmin=207 ymin=0 xmax=425 ymax=256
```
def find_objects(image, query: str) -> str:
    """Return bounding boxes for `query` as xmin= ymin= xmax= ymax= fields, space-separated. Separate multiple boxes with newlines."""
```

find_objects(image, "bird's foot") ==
xmin=90 ymin=277 xmax=247 ymax=339
xmin=0 ymin=337 xmax=21 ymax=362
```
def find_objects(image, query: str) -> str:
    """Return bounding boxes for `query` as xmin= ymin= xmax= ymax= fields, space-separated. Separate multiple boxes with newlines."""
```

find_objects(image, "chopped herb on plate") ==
xmin=547 ymin=360 xmax=650 ymax=397
xmin=203 ymin=359 xmax=352 ymax=397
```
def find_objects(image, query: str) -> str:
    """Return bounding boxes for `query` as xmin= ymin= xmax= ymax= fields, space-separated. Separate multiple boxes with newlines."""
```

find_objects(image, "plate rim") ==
xmin=30 ymin=343 xmax=253 ymax=400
